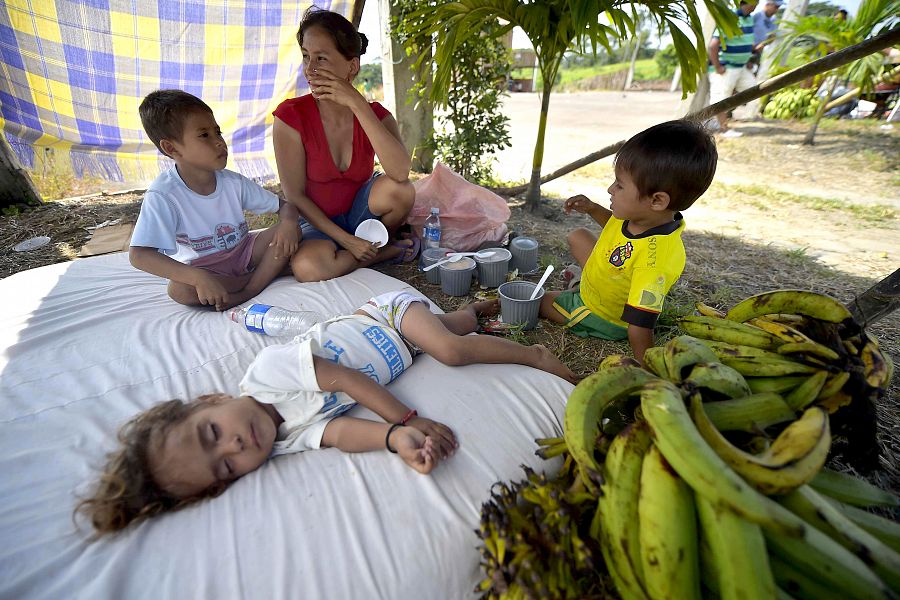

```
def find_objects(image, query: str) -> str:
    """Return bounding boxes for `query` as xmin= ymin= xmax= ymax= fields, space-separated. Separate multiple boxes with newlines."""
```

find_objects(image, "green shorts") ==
xmin=552 ymin=290 xmax=628 ymax=340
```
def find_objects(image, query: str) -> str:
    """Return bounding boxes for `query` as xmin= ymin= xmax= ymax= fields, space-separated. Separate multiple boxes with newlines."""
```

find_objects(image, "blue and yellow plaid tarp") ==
xmin=0 ymin=0 xmax=355 ymax=183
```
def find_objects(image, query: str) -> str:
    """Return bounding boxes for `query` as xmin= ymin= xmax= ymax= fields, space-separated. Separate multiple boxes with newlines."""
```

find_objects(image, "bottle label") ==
xmin=245 ymin=304 xmax=271 ymax=334
xmin=424 ymin=226 xmax=441 ymax=243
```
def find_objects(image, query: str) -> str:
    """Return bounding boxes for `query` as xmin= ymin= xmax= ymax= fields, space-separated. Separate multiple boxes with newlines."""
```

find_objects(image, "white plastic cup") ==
xmin=509 ymin=237 xmax=539 ymax=273
xmin=498 ymin=281 xmax=544 ymax=330
xmin=474 ymin=248 xmax=512 ymax=288
xmin=440 ymin=257 xmax=476 ymax=296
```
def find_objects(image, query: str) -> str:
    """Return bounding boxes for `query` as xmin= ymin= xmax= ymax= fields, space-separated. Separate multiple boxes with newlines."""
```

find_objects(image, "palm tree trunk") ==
xmin=803 ymin=75 xmax=839 ymax=145
xmin=525 ymin=78 xmax=552 ymax=212
xmin=623 ymin=36 xmax=641 ymax=90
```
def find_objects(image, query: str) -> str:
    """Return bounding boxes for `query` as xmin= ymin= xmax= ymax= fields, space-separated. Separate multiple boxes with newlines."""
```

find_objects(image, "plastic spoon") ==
xmin=423 ymin=254 xmax=463 ymax=272
xmin=423 ymin=250 xmax=495 ymax=272
xmin=529 ymin=264 xmax=555 ymax=300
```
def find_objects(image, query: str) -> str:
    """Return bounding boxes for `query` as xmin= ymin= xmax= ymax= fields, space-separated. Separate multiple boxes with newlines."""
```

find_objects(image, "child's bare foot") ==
xmin=531 ymin=344 xmax=579 ymax=384
xmin=393 ymin=426 xmax=442 ymax=474
xmin=467 ymin=298 xmax=500 ymax=319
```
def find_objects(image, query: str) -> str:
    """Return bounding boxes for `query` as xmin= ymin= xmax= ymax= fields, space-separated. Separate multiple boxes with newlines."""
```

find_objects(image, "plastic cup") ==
xmin=474 ymin=247 xmax=512 ymax=288
xmin=420 ymin=247 xmax=452 ymax=284
xmin=509 ymin=236 xmax=539 ymax=273
xmin=498 ymin=281 xmax=544 ymax=330
xmin=354 ymin=219 xmax=389 ymax=247
xmin=440 ymin=256 xmax=476 ymax=296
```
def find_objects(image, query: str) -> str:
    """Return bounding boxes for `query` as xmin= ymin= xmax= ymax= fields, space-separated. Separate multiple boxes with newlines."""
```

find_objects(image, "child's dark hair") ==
xmin=614 ymin=119 xmax=718 ymax=212
xmin=139 ymin=90 xmax=214 ymax=157
xmin=296 ymin=6 xmax=368 ymax=60
xmin=75 ymin=398 xmax=229 ymax=535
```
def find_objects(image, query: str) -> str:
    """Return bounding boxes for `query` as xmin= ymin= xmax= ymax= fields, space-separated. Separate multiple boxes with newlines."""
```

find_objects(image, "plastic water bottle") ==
xmin=229 ymin=304 xmax=323 ymax=337
xmin=423 ymin=207 xmax=442 ymax=249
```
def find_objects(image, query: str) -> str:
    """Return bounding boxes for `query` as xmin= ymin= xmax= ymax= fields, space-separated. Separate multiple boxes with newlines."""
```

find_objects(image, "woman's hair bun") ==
xmin=358 ymin=32 xmax=369 ymax=56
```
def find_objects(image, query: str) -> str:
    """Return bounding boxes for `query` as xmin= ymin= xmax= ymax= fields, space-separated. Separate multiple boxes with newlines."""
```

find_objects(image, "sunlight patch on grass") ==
xmin=710 ymin=181 xmax=897 ymax=225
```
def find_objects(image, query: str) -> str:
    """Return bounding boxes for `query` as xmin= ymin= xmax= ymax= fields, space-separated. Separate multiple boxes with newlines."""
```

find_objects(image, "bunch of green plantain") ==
xmin=475 ymin=289 xmax=898 ymax=599
xmin=679 ymin=289 xmax=892 ymax=471
xmin=763 ymin=87 xmax=822 ymax=120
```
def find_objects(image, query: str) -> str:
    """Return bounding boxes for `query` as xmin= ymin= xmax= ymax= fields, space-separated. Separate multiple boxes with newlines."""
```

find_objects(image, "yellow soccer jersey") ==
xmin=580 ymin=214 xmax=686 ymax=329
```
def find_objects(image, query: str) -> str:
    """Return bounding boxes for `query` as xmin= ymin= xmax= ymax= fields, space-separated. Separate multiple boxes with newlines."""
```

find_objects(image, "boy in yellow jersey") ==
xmin=539 ymin=120 xmax=718 ymax=363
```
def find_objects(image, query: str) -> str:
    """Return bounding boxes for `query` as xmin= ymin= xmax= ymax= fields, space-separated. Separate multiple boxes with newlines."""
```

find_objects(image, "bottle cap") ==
xmin=431 ymin=207 xmax=439 ymax=214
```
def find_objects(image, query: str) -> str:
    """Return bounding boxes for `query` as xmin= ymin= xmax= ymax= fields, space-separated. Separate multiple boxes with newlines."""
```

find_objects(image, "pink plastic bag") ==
xmin=406 ymin=163 xmax=510 ymax=251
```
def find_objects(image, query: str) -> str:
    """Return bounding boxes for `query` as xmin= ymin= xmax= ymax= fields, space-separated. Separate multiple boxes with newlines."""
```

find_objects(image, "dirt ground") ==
xmin=1 ymin=105 xmax=898 ymax=493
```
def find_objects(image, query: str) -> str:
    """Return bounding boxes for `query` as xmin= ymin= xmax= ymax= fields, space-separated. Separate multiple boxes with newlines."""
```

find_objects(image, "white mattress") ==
xmin=0 ymin=253 xmax=572 ymax=599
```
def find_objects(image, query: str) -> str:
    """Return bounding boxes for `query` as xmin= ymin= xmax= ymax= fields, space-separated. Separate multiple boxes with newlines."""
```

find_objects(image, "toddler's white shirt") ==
xmin=239 ymin=314 xmax=414 ymax=454
xmin=130 ymin=168 xmax=279 ymax=263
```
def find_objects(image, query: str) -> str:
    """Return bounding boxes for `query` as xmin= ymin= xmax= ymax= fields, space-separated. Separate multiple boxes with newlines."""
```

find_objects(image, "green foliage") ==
xmin=393 ymin=0 xmax=740 ymax=207
xmin=357 ymin=63 xmax=383 ymax=89
xmin=805 ymin=1 xmax=845 ymax=18
xmin=654 ymin=44 xmax=679 ymax=80
xmin=393 ymin=0 xmax=511 ymax=183
xmin=763 ymin=87 xmax=822 ymax=119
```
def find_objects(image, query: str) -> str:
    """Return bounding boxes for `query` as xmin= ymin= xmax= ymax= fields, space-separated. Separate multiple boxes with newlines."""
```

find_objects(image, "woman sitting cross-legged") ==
xmin=273 ymin=7 xmax=418 ymax=282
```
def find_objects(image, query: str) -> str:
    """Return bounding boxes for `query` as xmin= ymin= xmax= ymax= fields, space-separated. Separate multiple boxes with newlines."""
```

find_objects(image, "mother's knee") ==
xmin=291 ymin=247 xmax=343 ymax=282
xmin=371 ymin=177 xmax=415 ymax=214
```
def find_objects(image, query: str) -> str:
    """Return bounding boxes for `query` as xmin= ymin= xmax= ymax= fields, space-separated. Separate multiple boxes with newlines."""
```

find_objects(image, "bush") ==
xmin=654 ymin=44 xmax=678 ymax=80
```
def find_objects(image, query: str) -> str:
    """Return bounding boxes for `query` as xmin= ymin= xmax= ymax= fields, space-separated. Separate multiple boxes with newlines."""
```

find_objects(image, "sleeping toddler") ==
xmin=78 ymin=290 xmax=576 ymax=533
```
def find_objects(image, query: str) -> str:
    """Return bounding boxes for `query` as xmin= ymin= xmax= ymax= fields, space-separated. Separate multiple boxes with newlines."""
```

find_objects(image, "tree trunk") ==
xmin=623 ymin=35 xmax=642 ymax=91
xmin=0 ymin=133 xmax=41 ymax=208
xmin=803 ymin=75 xmax=839 ymax=145
xmin=524 ymin=78 xmax=553 ymax=212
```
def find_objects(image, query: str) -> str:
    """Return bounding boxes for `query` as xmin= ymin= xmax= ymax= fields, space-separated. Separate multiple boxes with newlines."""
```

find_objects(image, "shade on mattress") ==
xmin=0 ymin=252 xmax=572 ymax=599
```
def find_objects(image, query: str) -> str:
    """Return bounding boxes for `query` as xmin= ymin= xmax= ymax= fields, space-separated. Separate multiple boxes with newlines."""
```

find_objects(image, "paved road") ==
xmin=494 ymin=90 xmax=687 ymax=183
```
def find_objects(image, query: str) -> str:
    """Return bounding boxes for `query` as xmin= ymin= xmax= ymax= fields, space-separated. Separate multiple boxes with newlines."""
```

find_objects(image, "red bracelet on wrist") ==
xmin=399 ymin=409 xmax=417 ymax=425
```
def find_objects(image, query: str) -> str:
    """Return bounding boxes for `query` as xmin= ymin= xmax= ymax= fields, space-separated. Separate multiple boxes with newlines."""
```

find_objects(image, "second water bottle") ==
xmin=229 ymin=304 xmax=323 ymax=337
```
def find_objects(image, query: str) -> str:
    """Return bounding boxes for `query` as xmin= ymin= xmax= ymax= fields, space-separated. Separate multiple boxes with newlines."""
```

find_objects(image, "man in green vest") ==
xmin=707 ymin=0 xmax=759 ymax=137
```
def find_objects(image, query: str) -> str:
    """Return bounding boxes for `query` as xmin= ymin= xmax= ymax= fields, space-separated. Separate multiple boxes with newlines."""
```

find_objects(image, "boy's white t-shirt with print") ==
xmin=130 ymin=168 xmax=279 ymax=264
xmin=239 ymin=314 xmax=414 ymax=455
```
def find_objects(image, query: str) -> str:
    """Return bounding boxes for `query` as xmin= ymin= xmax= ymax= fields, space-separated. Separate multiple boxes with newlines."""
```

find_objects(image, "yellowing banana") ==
xmin=640 ymin=380 xmax=802 ymax=535
xmin=680 ymin=315 xmax=784 ymax=351
xmin=696 ymin=302 xmax=726 ymax=318
xmin=726 ymin=290 xmax=855 ymax=325
xmin=695 ymin=493 xmax=774 ymax=600
xmin=638 ymin=445 xmax=701 ymax=600
xmin=564 ymin=366 xmax=658 ymax=486
xmin=599 ymin=354 xmax=641 ymax=370
xmin=817 ymin=370 xmax=851 ymax=399
xmin=690 ymin=397 xmax=830 ymax=496
xmin=748 ymin=317 xmax=810 ymax=344
xmin=777 ymin=340 xmax=841 ymax=362
xmin=860 ymin=340 xmax=891 ymax=389
xmin=769 ymin=553 xmax=846 ymax=600
xmin=703 ymin=392 xmax=795 ymax=433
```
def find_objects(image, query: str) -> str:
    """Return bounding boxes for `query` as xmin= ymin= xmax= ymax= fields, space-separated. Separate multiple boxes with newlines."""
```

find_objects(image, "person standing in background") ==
xmin=707 ymin=0 xmax=759 ymax=137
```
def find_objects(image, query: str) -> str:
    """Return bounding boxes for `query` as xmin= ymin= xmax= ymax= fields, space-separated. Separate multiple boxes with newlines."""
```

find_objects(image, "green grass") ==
xmin=511 ymin=59 xmax=661 ymax=89
xmin=712 ymin=182 xmax=897 ymax=225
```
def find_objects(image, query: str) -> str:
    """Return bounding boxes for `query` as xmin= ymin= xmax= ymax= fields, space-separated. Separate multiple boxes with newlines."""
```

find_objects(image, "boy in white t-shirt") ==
xmin=79 ymin=291 xmax=578 ymax=531
xmin=130 ymin=90 xmax=301 ymax=311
